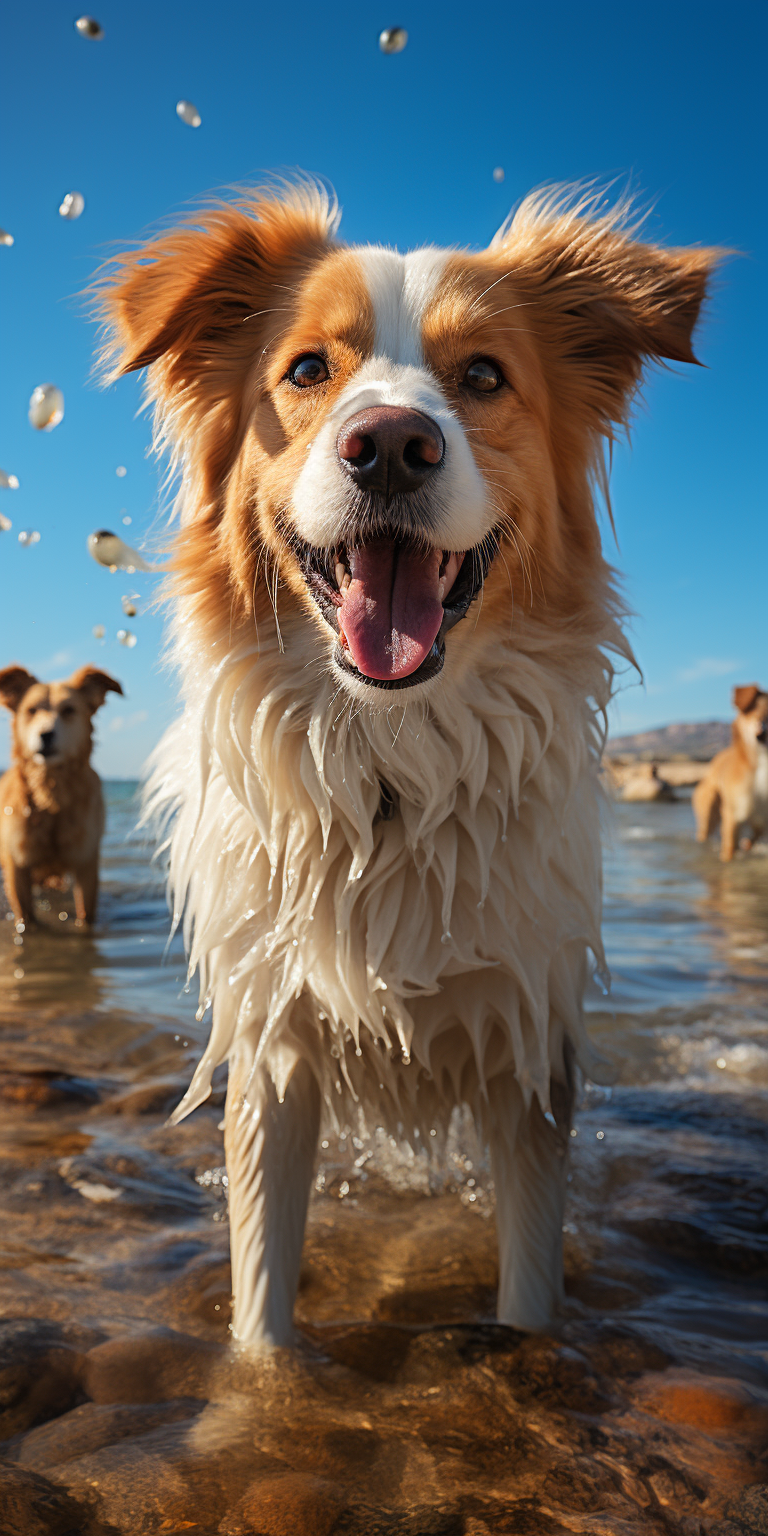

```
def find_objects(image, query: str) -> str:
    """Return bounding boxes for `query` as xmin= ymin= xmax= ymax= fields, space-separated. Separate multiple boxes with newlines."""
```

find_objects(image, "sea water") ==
xmin=0 ymin=786 xmax=765 ymax=1534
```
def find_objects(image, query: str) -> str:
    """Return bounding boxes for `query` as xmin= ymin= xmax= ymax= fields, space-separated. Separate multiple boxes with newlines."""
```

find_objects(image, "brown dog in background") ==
xmin=0 ymin=664 xmax=123 ymax=928
xmin=693 ymin=685 xmax=768 ymax=861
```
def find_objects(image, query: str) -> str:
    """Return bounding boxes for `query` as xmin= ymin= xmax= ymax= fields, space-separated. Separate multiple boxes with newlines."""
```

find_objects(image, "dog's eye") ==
xmin=464 ymin=359 xmax=503 ymax=393
xmin=60 ymin=706 xmax=75 ymax=719
xmin=289 ymin=354 xmax=329 ymax=388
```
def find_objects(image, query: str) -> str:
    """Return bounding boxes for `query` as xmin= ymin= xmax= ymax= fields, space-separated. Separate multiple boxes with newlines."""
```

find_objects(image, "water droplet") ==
xmin=493 ymin=166 xmax=505 ymax=183
xmin=379 ymin=26 xmax=407 ymax=52
xmin=338 ymin=1180 xmax=349 ymax=1197
xmin=122 ymin=515 xmax=132 ymax=525
xmin=13 ymin=968 xmax=24 ymax=980
xmin=501 ymin=834 xmax=507 ymax=843
xmin=594 ymin=964 xmax=611 ymax=997
xmin=716 ymin=1057 xmax=726 ymax=1069
xmin=569 ymin=1127 xmax=578 ymax=1138
xmin=87 ymin=530 xmax=156 ymax=572
xmin=117 ymin=629 xmax=137 ymax=648
xmin=292 ymin=938 xmax=298 ymax=947
xmin=596 ymin=1130 xmax=605 ymax=1142
xmin=18 ymin=529 xmax=41 ymax=546
xmin=59 ymin=191 xmax=85 ymax=220
xmin=0 ymin=469 xmax=18 ymax=490
xmin=115 ymin=465 xmax=127 ymax=477
xmin=92 ymin=624 xmax=105 ymax=640
xmin=176 ymin=99 xmax=201 ymax=127
xmin=75 ymin=15 xmax=104 ymax=38
xmin=59 ymin=911 xmax=68 ymax=921
xmin=28 ymin=383 xmax=64 ymax=431
xmin=174 ymin=1035 xmax=180 ymax=1041
xmin=0 ymin=228 xmax=14 ymax=247
xmin=441 ymin=931 xmax=451 ymax=945
xmin=121 ymin=594 xmax=139 ymax=617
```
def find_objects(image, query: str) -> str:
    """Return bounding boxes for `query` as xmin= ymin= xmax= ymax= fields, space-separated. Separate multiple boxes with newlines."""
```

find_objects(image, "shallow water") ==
xmin=0 ymin=786 xmax=766 ymax=1534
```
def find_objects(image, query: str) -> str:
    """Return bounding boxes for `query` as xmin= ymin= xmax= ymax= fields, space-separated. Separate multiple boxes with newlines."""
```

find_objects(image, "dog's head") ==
xmin=97 ymin=185 xmax=720 ymax=699
xmin=733 ymin=684 xmax=768 ymax=748
xmin=0 ymin=665 xmax=123 ymax=767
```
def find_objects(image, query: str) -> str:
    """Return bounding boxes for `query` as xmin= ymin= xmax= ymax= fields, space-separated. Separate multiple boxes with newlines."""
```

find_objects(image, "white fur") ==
xmin=147 ymin=595 xmax=616 ymax=1343
xmin=290 ymin=250 xmax=492 ymax=554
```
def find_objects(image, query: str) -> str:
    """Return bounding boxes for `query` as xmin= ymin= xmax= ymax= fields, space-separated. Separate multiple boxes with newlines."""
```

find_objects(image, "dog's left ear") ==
xmin=495 ymin=194 xmax=727 ymax=433
xmin=0 ymin=665 xmax=38 ymax=712
xmin=733 ymin=684 xmax=760 ymax=714
xmin=68 ymin=667 xmax=124 ymax=713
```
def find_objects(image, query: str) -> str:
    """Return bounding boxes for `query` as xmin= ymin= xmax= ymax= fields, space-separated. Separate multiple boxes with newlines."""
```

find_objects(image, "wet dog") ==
xmin=0 ymin=665 xmax=123 ymax=927
xmin=97 ymin=183 xmax=719 ymax=1345
xmin=693 ymin=685 xmax=768 ymax=860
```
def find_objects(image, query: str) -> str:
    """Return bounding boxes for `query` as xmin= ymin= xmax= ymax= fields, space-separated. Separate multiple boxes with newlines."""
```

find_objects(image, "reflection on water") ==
xmin=0 ymin=786 xmax=766 ymax=1534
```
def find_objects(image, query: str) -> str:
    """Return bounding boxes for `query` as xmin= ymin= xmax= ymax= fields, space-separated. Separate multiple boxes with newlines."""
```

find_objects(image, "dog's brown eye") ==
xmin=289 ymin=354 xmax=329 ymax=388
xmin=464 ymin=359 xmax=503 ymax=393
xmin=60 ymin=706 xmax=75 ymax=718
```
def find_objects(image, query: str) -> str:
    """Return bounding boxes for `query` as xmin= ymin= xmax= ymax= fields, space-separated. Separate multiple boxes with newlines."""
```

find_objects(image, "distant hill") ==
xmin=607 ymin=719 xmax=731 ymax=761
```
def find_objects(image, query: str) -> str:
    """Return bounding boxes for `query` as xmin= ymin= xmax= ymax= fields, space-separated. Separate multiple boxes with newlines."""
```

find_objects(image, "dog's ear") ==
xmin=494 ymin=191 xmax=726 ymax=433
xmin=0 ymin=665 xmax=38 ymax=712
xmin=94 ymin=190 xmax=337 ymax=380
xmin=68 ymin=667 xmax=124 ymax=713
xmin=733 ymin=684 xmax=760 ymax=714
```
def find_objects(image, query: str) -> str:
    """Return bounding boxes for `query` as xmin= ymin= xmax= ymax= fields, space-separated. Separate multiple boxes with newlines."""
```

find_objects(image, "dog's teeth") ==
xmin=340 ymin=572 xmax=351 ymax=591
xmin=334 ymin=561 xmax=346 ymax=588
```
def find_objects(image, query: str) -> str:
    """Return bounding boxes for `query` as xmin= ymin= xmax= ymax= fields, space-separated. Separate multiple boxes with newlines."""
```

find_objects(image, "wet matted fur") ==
xmin=96 ymin=182 xmax=721 ymax=1345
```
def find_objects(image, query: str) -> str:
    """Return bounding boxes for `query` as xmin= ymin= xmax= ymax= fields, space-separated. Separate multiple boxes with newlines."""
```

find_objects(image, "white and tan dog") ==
xmin=97 ymin=184 xmax=719 ymax=1346
xmin=693 ymin=685 xmax=768 ymax=860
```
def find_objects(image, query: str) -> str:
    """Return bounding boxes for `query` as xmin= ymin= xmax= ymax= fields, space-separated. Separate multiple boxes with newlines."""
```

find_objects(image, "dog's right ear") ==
xmin=733 ymin=684 xmax=760 ymax=714
xmin=0 ymin=665 xmax=37 ymax=712
xmin=94 ymin=189 xmax=338 ymax=381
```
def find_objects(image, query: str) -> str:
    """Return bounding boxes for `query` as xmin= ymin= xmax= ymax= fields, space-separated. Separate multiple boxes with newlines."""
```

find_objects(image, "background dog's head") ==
xmin=0 ymin=665 xmax=123 ymax=768
xmin=732 ymin=684 xmax=768 ymax=749
xmin=97 ymin=186 xmax=720 ymax=697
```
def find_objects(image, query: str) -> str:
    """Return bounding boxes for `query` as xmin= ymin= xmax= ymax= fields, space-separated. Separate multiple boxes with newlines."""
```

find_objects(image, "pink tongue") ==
xmin=339 ymin=539 xmax=444 ymax=681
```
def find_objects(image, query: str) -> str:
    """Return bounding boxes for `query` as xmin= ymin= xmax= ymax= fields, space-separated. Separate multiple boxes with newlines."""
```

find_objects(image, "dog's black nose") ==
xmin=38 ymin=731 xmax=56 ymax=755
xmin=336 ymin=406 xmax=444 ymax=497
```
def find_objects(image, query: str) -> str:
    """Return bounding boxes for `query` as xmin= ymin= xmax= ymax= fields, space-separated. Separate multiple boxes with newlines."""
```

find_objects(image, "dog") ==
xmin=96 ymin=183 xmax=719 ymax=1346
xmin=693 ymin=685 xmax=768 ymax=860
xmin=0 ymin=665 xmax=123 ymax=928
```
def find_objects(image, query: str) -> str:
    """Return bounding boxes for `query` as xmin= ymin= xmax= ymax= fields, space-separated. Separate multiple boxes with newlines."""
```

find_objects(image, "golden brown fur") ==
xmin=0 ymin=665 xmax=123 ymax=927
xmin=693 ymin=685 xmax=768 ymax=860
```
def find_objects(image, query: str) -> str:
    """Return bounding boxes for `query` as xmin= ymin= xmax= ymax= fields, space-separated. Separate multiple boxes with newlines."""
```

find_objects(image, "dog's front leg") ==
xmin=225 ymin=1049 xmax=320 ymax=1347
xmin=488 ymin=1070 xmax=572 ymax=1331
xmin=73 ymin=855 xmax=99 ymax=926
xmin=1 ymin=858 xmax=35 ymax=927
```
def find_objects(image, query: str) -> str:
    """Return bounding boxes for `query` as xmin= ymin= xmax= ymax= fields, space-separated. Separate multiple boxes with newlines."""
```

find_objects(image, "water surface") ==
xmin=0 ymin=786 xmax=766 ymax=1535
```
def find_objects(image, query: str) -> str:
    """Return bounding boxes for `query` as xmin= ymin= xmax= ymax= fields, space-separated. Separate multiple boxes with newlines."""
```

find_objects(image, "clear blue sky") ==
xmin=1 ymin=0 xmax=765 ymax=775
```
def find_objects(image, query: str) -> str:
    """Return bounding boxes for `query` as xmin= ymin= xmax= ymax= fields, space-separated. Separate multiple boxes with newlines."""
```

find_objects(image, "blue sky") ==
xmin=1 ymin=0 xmax=765 ymax=775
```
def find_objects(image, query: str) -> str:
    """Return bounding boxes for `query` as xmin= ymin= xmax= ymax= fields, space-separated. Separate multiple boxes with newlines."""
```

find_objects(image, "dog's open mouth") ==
xmin=295 ymin=532 xmax=496 ymax=688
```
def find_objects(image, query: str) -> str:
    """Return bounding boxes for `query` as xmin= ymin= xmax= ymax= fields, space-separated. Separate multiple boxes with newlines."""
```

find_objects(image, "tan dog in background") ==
xmin=693 ymin=685 xmax=768 ymax=861
xmin=0 ymin=664 xmax=123 ymax=927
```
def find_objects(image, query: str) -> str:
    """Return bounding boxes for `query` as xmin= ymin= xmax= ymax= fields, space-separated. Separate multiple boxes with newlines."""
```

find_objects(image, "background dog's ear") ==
xmin=0 ymin=665 xmax=38 ymax=712
xmin=68 ymin=667 xmax=124 ymax=713
xmin=733 ymin=684 xmax=760 ymax=713
xmin=494 ymin=190 xmax=727 ymax=434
